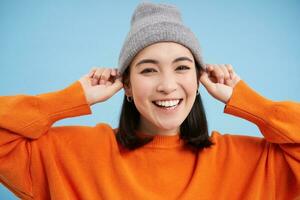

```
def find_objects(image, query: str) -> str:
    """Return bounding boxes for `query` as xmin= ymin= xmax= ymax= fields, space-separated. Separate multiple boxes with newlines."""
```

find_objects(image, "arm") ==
xmin=200 ymin=64 xmax=299 ymax=196
xmin=0 ymin=81 xmax=91 ymax=198
xmin=224 ymin=80 xmax=300 ymax=143
xmin=224 ymin=80 xmax=300 ymax=197
xmin=0 ymin=67 xmax=122 ymax=198
xmin=0 ymin=81 xmax=91 ymax=139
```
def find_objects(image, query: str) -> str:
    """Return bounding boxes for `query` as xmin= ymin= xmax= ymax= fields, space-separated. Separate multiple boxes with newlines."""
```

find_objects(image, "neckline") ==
xmin=137 ymin=131 xmax=184 ymax=148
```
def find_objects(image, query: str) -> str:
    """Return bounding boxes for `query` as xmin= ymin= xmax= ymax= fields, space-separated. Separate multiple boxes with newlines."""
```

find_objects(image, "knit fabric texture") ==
xmin=1 ymin=81 xmax=300 ymax=199
xmin=118 ymin=1 xmax=204 ymax=74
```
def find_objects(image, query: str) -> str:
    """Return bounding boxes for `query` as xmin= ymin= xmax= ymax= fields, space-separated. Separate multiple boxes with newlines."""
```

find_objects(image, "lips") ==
xmin=152 ymin=99 xmax=183 ymax=108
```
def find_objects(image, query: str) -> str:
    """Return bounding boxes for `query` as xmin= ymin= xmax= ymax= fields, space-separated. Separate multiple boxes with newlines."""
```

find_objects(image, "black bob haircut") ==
xmin=116 ymin=61 xmax=214 ymax=152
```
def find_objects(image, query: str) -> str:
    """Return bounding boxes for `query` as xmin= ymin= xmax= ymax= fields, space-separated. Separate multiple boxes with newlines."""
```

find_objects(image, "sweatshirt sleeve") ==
xmin=224 ymin=80 xmax=300 ymax=144
xmin=0 ymin=81 xmax=91 ymax=199
xmin=223 ymin=80 xmax=300 ymax=196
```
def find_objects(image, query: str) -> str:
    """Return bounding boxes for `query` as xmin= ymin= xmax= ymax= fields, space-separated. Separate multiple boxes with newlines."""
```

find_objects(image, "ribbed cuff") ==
xmin=224 ymin=80 xmax=271 ymax=129
xmin=38 ymin=81 xmax=92 ymax=123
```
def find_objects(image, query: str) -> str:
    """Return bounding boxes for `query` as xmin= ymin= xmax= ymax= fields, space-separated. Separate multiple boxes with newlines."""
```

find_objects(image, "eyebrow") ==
xmin=135 ymin=56 xmax=194 ymax=67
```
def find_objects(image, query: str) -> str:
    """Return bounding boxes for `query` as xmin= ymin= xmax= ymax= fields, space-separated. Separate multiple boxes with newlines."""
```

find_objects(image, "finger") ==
xmin=225 ymin=64 xmax=234 ymax=79
xmin=210 ymin=65 xmax=224 ymax=84
xmin=204 ymin=64 xmax=214 ymax=79
xmin=220 ymin=64 xmax=230 ymax=81
xmin=225 ymin=64 xmax=234 ymax=71
xmin=107 ymin=69 xmax=117 ymax=83
xmin=215 ymin=65 xmax=227 ymax=84
xmin=199 ymin=70 xmax=215 ymax=91
xmin=99 ymin=68 xmax=112 ymax=84
xmin=93 ymin=68 xmax=106 ymax=85
xmin=111 ymin=68 xmax=117 ymax=76
xmin=109 ymin=78 xmax=124 ymax=94
xmin=92 ymin=68 xmax=105 ymax=85
xmin=105 ymin=81 xmax=112 ymax=86
xmin=205 ymin=64 xmax=214 ymax=72
xmin=231 ymin=71 xmax=239 ymax=80
xmin=92 ymin=75 xmax=100 ymax=86
xmin=228 ymin=66 xmax=240 ymax=81
xmin=88 ymin=67 xmax=97 ymax=78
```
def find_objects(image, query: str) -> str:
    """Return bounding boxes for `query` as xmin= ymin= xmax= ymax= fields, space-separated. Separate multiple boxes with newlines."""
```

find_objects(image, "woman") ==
xmin=0 ymin=2 xmax=299 ymax=200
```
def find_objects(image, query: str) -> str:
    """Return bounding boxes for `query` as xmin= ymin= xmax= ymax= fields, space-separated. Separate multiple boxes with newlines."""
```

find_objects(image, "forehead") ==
xmin=131 ymin=42 xmax=194 ymax=65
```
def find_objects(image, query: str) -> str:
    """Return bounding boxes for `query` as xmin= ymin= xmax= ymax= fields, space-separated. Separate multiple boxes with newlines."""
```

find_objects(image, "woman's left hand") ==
xmin=199 ymin=64 xmax=241 ymax=104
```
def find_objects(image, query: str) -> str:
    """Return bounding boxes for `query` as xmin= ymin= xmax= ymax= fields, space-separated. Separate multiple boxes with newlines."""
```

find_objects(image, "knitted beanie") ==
xmin=118 ymin=1 xmax=205 ymax=74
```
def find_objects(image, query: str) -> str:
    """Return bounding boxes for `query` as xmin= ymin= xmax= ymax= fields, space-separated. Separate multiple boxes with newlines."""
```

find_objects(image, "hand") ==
xmin=79 ymin=67 xmax=123 ymax=106
xmin=199 ymin=64 xmax=241 ymax=104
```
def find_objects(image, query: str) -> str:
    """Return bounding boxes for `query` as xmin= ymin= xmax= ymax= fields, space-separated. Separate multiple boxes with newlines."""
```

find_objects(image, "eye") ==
xmin=140 ymin=68 xmax=157 ymax=74
xmin=176 ymin=65 xmax=190 ymax=71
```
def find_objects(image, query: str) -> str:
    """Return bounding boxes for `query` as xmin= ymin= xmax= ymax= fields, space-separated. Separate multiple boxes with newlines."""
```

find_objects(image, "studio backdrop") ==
xmin=0 ymin=0 xmax=299 ymax=199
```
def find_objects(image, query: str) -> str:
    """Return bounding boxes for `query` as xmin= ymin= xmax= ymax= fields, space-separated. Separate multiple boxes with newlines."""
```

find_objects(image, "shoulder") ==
xmin=205 ymin=131 xmax=270 ymax=163
xmin=210 ymin=130 xmax=267 ymax=150
xmin=36 ymin=123 xmax=118 ymax=147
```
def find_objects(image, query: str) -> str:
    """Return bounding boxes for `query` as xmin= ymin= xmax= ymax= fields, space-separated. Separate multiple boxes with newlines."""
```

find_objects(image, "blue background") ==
xmin=1 ymin=0 xmax=299 ymax=198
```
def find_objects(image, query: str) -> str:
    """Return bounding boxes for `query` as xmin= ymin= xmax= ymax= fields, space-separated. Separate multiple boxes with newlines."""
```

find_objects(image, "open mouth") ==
xmin=152 ymin=99 xmax=183 ymax=109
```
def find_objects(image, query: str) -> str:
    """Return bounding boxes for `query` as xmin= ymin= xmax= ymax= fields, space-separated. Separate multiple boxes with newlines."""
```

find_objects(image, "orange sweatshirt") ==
xmin=0 ymin=80 xmax=299 ymax=200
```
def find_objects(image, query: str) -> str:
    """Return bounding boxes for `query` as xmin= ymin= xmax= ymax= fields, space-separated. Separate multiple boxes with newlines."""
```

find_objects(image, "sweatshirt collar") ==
xmin=137 ymin=131 xmax=184 ymax=148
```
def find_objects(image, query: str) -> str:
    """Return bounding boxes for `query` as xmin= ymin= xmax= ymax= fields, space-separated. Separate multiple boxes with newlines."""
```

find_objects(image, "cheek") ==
xmin=181 ymin=75 xmax=198 ymax=94
xmin=131 ymin=77 xmax=154 ymax=104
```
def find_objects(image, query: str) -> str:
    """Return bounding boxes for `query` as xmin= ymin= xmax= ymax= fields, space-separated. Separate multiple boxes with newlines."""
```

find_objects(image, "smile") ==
xmin=152 ymin=99 xmax=183 ymax=108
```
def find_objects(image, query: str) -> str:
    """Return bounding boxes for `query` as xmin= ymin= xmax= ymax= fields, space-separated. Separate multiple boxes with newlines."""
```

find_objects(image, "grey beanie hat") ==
xmin=118 ymin=1 xmax=205 ymax=74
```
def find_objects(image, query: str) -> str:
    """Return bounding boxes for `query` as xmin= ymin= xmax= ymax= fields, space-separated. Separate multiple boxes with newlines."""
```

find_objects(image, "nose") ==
xmin=156 ymin=73 xmax=177 ymax=94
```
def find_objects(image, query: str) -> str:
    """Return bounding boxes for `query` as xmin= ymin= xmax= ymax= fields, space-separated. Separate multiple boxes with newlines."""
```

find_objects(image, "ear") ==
xmin=123 ymin=80 xmax=132 ymax=97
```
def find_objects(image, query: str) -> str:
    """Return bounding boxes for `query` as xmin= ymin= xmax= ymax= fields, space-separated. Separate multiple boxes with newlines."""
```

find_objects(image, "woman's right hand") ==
xmin=79 ymin=67 xmax=123 ymax=106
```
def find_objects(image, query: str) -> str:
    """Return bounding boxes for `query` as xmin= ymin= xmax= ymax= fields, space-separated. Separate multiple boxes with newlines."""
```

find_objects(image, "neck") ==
xmin=138 ymin=121 xmax=179 ymax=136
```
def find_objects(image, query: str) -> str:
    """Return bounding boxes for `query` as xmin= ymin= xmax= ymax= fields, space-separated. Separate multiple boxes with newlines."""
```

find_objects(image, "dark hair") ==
xmin=116 ymin=61 xmax=214 ymax=152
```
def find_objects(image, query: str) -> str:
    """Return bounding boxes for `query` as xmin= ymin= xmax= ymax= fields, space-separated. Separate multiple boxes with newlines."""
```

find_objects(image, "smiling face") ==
xmin=124 ymin=42 xmax=199 ymax=136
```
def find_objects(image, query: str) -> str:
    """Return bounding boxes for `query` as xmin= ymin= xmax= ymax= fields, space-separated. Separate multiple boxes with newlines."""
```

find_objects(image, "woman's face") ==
xmin=125 ymin=42 xmax=199 ymax=136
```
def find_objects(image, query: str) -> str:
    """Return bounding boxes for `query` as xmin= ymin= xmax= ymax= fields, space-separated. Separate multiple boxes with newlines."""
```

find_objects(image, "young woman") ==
xmin=0 ymin=2 xmax=299 ymax=200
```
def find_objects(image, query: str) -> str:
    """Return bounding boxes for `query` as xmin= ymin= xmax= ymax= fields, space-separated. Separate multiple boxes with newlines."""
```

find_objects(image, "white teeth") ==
xmin=155 ymin=99 xmax=180 ymax=107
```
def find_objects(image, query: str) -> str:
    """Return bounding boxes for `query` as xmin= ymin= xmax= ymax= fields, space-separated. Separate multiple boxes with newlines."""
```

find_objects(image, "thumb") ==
xmin=199 ymin=70 xmax=214 ymax=90
xmin=109 ymin=78 xmax=123 ymax=94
